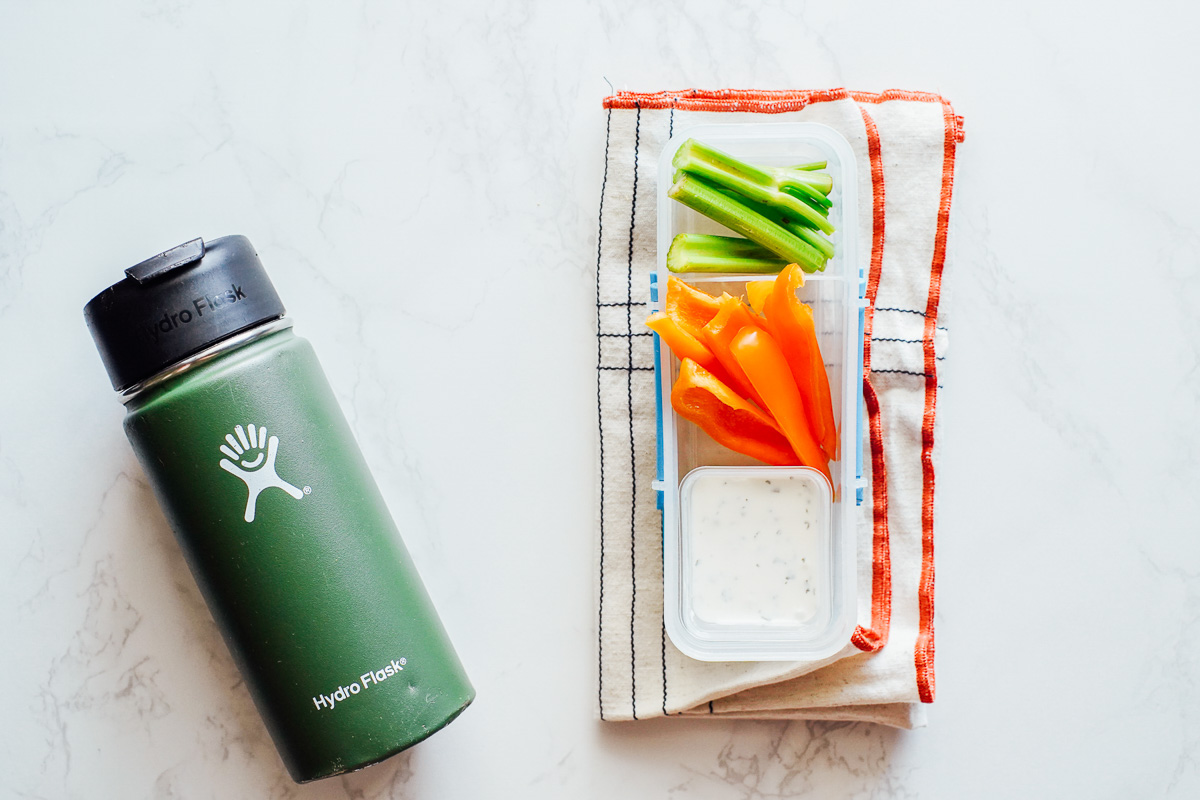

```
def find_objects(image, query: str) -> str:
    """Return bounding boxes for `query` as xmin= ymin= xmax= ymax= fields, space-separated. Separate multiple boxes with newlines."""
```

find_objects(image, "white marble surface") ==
xmin=2 ymin=1 xmax=1199 ymax=797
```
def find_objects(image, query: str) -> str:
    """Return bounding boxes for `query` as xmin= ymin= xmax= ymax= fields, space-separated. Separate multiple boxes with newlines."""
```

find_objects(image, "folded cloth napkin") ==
xmin=593 ymin=89 xmax=963 ymax=729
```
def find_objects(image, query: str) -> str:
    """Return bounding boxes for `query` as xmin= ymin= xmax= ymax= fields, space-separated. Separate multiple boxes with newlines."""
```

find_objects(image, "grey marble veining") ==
xmin=3 ymin=0 xmax=1200 ymax=797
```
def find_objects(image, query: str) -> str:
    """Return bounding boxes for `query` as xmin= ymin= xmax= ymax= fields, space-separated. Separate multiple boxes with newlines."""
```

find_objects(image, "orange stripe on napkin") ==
xmin=914 ymin=97 xmax=959 ymax=703
xmin=603 ymin=89 xmax=965 ymax=144
xmin=851 ymin=103 xmax=892 ymax=654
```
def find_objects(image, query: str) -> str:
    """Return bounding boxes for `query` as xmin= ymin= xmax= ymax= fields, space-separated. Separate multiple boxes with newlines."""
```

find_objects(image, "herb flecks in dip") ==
xmin=688 ymin=472 xmax=824 ymax=626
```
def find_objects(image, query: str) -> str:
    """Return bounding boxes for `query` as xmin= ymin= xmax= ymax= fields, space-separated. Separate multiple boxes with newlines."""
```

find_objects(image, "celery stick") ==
xmin=712 ymin=186 xmax=835 ymax=261
xmin=668 ymin=173 xmax=827 ymax=273
xmin=783 ymin=165 xmax=833 ymax=195
xmin=780 ymin=178 xmax=832 ymax=211
xmin=672 ymin=139 xmax=835 ymax=235
xmin=666 ymin=234 xmax=789 ymax=274
xmin=792 ymin=160 xmax=829 ymax=173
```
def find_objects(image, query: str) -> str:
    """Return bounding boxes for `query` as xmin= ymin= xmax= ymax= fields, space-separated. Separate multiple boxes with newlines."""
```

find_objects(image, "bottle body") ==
xmin=124 ymin=326 xmax=473 ymax=782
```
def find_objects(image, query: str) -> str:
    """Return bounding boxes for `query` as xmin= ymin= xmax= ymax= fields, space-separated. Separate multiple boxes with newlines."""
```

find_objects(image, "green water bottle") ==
xmin=83 ymin=236 xmax=474 ymax=783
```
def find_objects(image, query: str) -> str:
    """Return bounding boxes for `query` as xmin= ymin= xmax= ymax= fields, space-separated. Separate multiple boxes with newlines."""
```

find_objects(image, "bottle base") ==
xmin=292 ymin=695 xmax=475 ymax=784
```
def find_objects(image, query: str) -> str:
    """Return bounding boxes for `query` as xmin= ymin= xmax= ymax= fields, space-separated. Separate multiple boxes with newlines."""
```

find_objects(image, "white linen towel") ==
xmin=594 ymin=89 xmax=963 ymax=729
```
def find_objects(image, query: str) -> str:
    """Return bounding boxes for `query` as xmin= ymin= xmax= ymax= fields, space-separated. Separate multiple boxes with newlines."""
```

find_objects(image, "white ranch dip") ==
xmin=685 ymin=471 xmax=826 ymax=626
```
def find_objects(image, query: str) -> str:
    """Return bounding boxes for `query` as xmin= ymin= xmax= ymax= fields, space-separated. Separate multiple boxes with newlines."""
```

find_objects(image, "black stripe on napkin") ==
xmin=595 ymin=106 xmax=612 ymax=721
xmin=625 ymin=103 xmax=641 ymax=721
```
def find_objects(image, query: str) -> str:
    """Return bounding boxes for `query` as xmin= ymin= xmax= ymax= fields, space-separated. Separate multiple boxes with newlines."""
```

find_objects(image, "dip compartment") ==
xmin=654 ymin=123 xmax=861 ymax=662
xmin=682 ymin=467 xmax=832 ymax=629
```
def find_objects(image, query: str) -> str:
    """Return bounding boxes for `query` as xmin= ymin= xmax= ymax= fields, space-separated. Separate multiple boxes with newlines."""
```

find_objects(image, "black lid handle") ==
xmin=125 ymin=238 xmax=206 ymax=283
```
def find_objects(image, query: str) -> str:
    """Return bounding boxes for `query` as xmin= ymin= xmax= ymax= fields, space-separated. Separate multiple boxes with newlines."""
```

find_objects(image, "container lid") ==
xmin=655 ymin=123 xmax=861 ymax=663
xmin=84 ymin=235 xmax=286 ymax=391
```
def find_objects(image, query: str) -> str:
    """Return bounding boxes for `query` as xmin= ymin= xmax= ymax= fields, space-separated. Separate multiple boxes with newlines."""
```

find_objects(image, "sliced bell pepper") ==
xmin=729 ymin=327 xmax=831 ymax=482
xmin=762 ymin=264 xmax=838 ymax=460
xmin=645 ymin=311 xmax=714 ymax=366
xmin=646 ymin=311 xmax=739 ymax=390
xmin=700 ymin=294 xmax=768 ymax=410
xmin=744 ymin=279 xmax=774 ymax=315
xmin=663 ymin=276 xmax=722 ymax=336
xmin=670 ymin=358 xmax=799 ymax=467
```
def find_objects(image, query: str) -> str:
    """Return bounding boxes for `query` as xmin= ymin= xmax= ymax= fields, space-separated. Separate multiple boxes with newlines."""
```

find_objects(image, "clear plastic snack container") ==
xmin=653 ymin=123 xmax=863 ymax=662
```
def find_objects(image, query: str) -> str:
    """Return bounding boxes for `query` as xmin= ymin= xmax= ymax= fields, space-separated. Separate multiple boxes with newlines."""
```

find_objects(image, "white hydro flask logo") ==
xmin=218 ymin=424 xmax=306 ymax=522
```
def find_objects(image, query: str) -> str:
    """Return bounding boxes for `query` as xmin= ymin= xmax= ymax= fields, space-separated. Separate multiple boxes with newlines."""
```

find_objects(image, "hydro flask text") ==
xmin=138 ymin=283 xmax=248 ymax=343
xmin=312 ymin=658 xmax=408 ymax=711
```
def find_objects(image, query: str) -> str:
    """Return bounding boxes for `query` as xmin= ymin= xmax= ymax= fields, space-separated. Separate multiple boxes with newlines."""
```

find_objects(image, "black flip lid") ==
xmin=84 ymin=235 xmax=285 ymax=391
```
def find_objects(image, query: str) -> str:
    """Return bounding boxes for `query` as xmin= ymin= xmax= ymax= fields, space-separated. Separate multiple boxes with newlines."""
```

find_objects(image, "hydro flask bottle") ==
xmin=83 ymin=236 xmax=474 ymax=782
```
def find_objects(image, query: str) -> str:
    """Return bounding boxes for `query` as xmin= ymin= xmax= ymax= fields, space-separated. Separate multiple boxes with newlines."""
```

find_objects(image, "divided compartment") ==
xmin=655 ymin=123 xmax=861 ymax=662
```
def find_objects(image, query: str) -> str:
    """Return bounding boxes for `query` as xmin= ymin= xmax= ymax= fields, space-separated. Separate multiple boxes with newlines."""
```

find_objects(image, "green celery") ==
xmin=711 ymin=186 xmax=835 ymax=261
xmin=672 ymin=139 xmax=834 ymax=235
xmin=668 ymin=172 xmax=827 ymax=273
xmin=666 ymin=234 xmax=789 ymax=274
xmin=780 ymin=178 xmax=832 ymax=212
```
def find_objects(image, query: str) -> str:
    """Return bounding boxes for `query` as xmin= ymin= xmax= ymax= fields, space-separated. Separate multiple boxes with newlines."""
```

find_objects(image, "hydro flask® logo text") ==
xmin=138 ymin=283 xmax=248 ymax=344
xmin=218 ymin=423 xmax=309 ymax=522
xmin=311 ymin=658 xmax=407 ymax=712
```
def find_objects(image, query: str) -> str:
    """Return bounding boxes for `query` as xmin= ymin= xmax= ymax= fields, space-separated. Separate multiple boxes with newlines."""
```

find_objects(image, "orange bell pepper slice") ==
xmin=645 ymin=311 xmax=714 ymax=366
xmin=670 ymin=358 xmax=800 ymax=467
xmin=762 ymin=264 xmax=838 ymax=461
xmin=744 ymin=279 xmax=774 ymax=315
xmin=729 ymin=327 xmax=830 ymax=482
xmin=700 ymin=294 xmax=768 ymax=410
xmin=664 ymin=276 xmax=722 ymax=336
xmin=646 ymin=311 xmax=743 ymax=391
